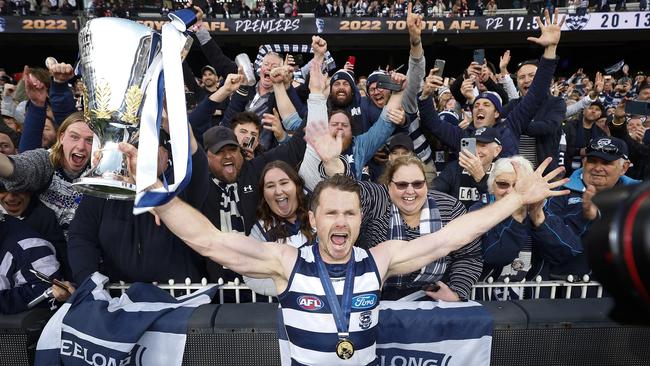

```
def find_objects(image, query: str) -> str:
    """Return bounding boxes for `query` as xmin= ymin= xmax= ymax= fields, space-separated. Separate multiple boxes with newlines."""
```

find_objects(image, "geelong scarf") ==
xmin=386 ymin=194 xmax=446 ymax=287
xmin=35 ymin=272 xmax=216 ymax=366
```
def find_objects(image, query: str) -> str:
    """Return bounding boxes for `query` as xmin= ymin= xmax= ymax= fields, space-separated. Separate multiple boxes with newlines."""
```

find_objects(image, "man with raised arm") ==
xmin=125 ymin=139 xmax=565 ymax=364
xmin=119 ymin=11 xmax=569 ymax=365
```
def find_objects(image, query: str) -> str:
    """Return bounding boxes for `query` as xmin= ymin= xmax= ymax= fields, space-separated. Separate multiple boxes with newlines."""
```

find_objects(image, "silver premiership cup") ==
xmin=73 ymin=18 xmax=162 ymax=200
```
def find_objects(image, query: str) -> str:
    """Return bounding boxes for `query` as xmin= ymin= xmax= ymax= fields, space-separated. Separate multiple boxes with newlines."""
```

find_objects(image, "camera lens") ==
xmin=587 ymin=181 xmax=650 ymax=323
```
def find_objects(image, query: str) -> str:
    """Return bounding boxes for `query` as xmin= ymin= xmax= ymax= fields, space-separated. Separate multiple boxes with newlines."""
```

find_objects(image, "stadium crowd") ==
xmin=0 ymin=1 xmax=649 ymax=322
xmin=0 ymin=0 xmax=646 ymax=18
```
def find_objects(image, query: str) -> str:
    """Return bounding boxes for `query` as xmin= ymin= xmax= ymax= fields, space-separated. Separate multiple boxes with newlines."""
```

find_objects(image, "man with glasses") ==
xmin=546 ymin=136 xmax=640 ymax=281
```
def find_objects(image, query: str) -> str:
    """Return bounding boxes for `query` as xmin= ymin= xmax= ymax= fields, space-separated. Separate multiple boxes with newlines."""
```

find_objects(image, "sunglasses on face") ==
xmin=494 ymin=181 xmax=514 ymax=190
xmin=391 ymin=180 xmax=426 ymax=190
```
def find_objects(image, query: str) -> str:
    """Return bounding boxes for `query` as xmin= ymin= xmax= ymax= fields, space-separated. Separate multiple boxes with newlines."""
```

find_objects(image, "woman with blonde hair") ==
xmin=471 ymin=156 xmax=581 ymax=299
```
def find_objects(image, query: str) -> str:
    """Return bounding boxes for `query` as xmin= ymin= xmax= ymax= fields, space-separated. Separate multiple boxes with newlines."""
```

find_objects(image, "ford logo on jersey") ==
xmin=297 ymin=296 xmax=324 ymax=310
xmin=352 ymin=294 xmax=378 ymax=310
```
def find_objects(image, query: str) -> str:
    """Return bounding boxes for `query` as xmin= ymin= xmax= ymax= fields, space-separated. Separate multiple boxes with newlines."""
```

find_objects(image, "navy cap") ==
xmin=586 ymin=137 xmax=629 ymax=161
xmin=589 ymin=100 xmax=606 ymax=116
xmin=471 ymin=126 xmax=501 ymax=145
xmin=388 ymin=133 xmax=414 ymax=152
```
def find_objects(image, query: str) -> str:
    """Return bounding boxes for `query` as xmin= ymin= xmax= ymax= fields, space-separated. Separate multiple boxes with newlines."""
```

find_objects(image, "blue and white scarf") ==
xmin=35 ymin=272 xmax=217 ymax=366
xmin=386 ymin=194 xmax=446 ymax=287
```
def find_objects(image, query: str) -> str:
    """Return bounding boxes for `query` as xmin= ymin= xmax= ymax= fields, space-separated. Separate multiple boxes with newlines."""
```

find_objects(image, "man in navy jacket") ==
xmin=501 ymin=60 xmax=566 ymax=173
xmin=67 ymin=128 xmax=211 ymax=285
xmin=545 ymin=137 xmax=640 ymax=278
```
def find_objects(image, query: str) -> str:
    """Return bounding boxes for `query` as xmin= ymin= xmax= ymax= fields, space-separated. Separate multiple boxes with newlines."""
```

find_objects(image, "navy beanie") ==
xmin=474 ymin=91 xmax=503 ymax=114
xmin=366 ymin=70 xmax=387 ymax=94
xmin=331 ymin=69 xmax=356 ymax=87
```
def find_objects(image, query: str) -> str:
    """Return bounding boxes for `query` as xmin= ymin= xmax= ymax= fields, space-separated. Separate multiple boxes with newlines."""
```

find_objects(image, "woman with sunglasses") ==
xmin=306 ymin=124 xmax=483 ymax=301
xmin=361 ymin=155 xmax=483 ymax=301
xmin=470 ymin=156 xmax=581 ymax=299
xmin=243 ymin=161 xmax=314 ymax=296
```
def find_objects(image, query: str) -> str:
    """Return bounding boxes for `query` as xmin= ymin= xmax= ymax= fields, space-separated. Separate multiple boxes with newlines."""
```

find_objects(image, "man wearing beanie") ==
xmin=417 ymin=9 xmax=564 ymax=165
xmin=328 ymin=68 xmax=367 ymax=135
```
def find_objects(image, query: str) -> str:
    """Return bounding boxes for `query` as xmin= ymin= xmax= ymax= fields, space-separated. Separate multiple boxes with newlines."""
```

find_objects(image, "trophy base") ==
xmin=72 ymin=177 xmax=136 ymax=201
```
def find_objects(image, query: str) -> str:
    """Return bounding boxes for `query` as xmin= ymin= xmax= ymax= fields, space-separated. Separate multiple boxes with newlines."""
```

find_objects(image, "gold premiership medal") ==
xmin=336 ymin=338 xmax=355 ymax=359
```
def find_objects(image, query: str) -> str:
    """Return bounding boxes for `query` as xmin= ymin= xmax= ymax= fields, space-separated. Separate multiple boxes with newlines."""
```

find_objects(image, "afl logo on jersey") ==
xmin=297 ymin=296 xmax=324 ymax=310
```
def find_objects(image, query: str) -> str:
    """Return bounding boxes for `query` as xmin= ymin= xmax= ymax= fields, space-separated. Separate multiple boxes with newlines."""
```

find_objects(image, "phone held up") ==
xmin=376 ymin=74 xmax=402 ymax=92
xmin=243 ymin=136 xmax=257 ymax=150
xmin=624 ymin=100 xmax=650 ymax=116
xmin=434 ymin=59 xmax=446 ymax=77
xmin=473 ymin=49 xmax=485 ymax=65
xmin=347 ymin=55 xmax=356 ymax=67
xmin=29 ymin=268 xmax=70 ymax=293
xmin=460 ymin=137 xmax=477 ymax=156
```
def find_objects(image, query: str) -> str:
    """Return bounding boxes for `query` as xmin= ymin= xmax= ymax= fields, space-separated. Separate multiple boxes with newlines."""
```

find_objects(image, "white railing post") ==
xmin=106 ymin=276 xmax=604 ymax=304
xmin=534 ymin=276 xmax=542 ymax=299
xmin=565 ymin=275 xmax=574 ymax=299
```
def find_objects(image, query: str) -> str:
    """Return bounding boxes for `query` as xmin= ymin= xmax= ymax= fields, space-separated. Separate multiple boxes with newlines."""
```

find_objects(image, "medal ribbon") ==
xmin=312 ymin=244 xmax=355 ymax=340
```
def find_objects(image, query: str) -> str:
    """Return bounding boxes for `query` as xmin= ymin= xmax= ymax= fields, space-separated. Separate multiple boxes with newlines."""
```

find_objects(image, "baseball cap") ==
xmin=201 ymin=65 xmax=217 ymax=75
xmin=586 ymin=137 xmax=629 ymax=162
xmin=617 ymin=76 xmax=631 ymax=85
xmin=589 ymin=100 xmax=606 ymax=116
xmin=202 ymin=126 xmax=239 ymax=154
xmin=388 ymin=133 xmax=414 ymax=152
xmin=471 ymin=126 xmax=501 ymax=145
xmin=1 ymin=106 xmax=15 ymax=119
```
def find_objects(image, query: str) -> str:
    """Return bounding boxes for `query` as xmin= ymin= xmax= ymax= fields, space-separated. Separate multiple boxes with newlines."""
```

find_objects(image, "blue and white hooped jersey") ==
xmin=278 ymin=245 xmax=382 ymax=366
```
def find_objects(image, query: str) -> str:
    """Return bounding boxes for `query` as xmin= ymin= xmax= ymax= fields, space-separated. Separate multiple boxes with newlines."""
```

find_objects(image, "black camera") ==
xmin=586 ymin=181 xmax=650 ymax=324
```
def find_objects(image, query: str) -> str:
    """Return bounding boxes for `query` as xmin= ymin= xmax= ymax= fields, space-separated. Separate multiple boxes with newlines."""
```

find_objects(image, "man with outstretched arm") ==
xmin=122 ymin=139 xmax=567 ymax=365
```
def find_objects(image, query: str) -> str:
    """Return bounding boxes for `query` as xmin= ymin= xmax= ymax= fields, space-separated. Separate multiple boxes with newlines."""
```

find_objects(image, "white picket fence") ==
xmin=108 ymin=274 xmax=604 ymax=303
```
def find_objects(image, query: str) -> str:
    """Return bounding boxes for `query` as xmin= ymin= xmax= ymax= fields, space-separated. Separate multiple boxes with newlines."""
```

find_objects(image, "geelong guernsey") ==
xmin=278 ymin=245 xmax=382 ymax=365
